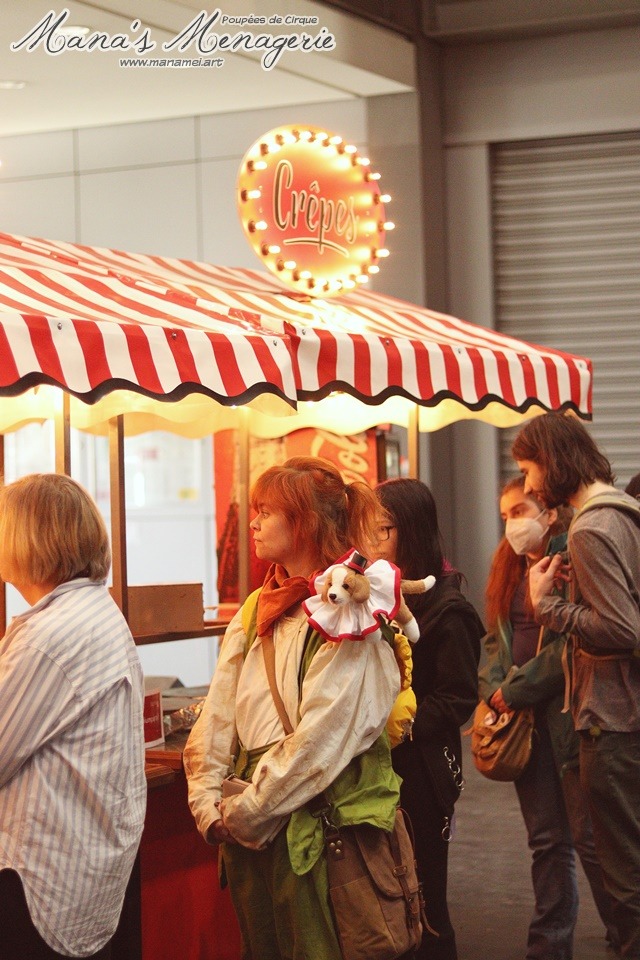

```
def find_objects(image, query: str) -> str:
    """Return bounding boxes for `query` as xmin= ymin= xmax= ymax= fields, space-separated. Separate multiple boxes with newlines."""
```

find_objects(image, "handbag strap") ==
xmin=261 ymin=634 xmax=294 ymax=735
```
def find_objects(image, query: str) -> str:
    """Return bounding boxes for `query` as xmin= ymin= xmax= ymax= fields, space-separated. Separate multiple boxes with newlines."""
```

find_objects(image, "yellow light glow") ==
xmin=379 ymin=193 xmax=391 ymax=203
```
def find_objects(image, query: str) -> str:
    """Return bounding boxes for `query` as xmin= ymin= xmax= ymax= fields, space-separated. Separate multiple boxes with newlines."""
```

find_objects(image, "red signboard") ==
xmin=237 ymin=125 xmax=392 ymax=297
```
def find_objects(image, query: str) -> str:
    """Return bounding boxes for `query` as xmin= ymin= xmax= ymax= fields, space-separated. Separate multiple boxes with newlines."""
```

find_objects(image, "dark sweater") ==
xmin=399 ymin=573 xmax=483 ymax=815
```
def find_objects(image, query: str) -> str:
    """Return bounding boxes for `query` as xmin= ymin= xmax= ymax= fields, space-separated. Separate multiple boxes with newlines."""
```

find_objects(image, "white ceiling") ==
xmin=0 ymin=0 xmax=415 ymax=137
xmin=4 ymin=1 xmax=639 ymax=138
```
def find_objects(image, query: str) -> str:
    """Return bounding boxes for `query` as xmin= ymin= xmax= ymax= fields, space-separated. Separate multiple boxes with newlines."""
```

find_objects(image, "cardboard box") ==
xmin=111 ymin=583 xmax=204 ymax=636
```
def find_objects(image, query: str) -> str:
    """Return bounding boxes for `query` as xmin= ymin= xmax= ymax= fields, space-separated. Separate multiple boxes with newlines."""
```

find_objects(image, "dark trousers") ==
xmin=560 ymin=764 xmax=617 ymax=946
xmin=0 ymin=869 xmax=112 ymax=960
xmin=580 ymin=730 xmax=640 ymax=960
xmin=515 ymin=721 xmax=578 ymax=960
xmin=393 ymin=739 xmax=457 ymax=960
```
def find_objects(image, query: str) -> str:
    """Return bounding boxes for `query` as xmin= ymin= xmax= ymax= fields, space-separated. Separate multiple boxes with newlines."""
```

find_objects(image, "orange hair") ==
xmin=251 ymin=456 xmax=378 ymax=570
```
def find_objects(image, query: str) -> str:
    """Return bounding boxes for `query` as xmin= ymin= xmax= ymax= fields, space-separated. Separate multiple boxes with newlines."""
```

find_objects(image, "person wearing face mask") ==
xmin=479 ymin=476 xmax=617 ymax=960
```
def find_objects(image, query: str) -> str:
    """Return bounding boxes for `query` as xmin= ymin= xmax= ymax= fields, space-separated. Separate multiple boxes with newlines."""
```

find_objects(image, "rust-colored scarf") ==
xmin=256 ymin=563 xmax=312 ymax=638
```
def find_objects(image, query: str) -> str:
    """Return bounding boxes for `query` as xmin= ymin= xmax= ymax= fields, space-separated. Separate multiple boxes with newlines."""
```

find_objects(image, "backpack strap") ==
xmin=575 ymin=493 xmax=640 ymax=524
xmin=572 ymin=493 xmax=640 ymax=658
xmin=240 ymin=586 xmax=320 ymax=722
xmin=262 ymin=634 xmax=294 ymax=735
xmin=241 ymin=587 xmax=263 ymax=644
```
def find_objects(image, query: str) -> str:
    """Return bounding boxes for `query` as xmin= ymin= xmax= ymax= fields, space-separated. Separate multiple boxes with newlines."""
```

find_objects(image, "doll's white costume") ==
xmin=303 ymin=551 xmax=435 ymax=747
xmin=303 ymin=550 xmax=435 ymax=644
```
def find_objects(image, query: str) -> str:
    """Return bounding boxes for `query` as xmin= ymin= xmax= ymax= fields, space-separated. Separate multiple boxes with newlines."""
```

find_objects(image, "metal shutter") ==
xmin=491 ymin=131 xmax=640 ymax=489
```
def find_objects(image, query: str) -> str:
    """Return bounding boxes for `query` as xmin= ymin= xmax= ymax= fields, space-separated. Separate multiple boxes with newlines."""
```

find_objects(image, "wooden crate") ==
xmin=111 ymin=583 xmax=204 ymax=635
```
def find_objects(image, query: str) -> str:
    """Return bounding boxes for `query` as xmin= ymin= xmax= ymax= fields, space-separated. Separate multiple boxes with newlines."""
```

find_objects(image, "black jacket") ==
xmin=397 ymin=573 xmax=483 ymax=816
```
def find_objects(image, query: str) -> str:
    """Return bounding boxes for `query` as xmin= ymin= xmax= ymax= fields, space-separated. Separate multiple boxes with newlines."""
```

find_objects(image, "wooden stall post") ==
xmin=237 ymin=408 xmax=250 ymax=603
xmin=109 ymin=416 xmax=128 ymax=622
xmin=408 ymin=403 xmax=420 ymax=479
xmin=55 ymin=391 xmax=71 ymax=476
xmin=0 ymin=436 xmax=4 ymax=635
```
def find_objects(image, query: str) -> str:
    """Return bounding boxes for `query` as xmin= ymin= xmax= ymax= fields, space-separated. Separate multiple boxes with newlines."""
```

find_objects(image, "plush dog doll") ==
xmin=303 ymin=550 xmax=435 ymax=644
xmin=303 ymin=551 xmax=435 ymax=747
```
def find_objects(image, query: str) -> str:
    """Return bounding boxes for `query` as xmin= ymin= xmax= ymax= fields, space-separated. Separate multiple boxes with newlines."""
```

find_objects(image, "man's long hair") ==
xmin=512 ymin=413 xmax=614 ymax=506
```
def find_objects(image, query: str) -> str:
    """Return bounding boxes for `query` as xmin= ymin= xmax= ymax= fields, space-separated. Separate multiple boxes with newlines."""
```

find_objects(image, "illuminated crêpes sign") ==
xmin=237 ymin=125 xmax=393 ymax=297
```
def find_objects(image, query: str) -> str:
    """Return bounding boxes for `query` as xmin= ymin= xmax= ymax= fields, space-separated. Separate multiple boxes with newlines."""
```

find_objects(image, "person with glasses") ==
xmin=371 ymin=478 xmax=483 ymax=960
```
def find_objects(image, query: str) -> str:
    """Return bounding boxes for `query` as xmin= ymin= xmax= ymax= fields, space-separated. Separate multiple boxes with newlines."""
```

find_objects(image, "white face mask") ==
xmin=505 ymin=511 xmax=547 ymax=556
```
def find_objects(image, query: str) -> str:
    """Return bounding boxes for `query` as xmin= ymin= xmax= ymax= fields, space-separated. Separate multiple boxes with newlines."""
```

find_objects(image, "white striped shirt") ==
xmin=0 ymin=578 xmax=147 ymax=957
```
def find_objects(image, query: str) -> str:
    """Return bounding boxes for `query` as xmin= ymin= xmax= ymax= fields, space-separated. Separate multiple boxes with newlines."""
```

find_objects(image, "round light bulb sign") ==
xmin=237 ymin=125 xmax=391 ymax=297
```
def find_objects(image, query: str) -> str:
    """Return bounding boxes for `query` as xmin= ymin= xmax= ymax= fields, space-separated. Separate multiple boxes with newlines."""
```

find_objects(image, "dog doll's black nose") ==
xmin=328 ymin=591 xmax=337 ymax=601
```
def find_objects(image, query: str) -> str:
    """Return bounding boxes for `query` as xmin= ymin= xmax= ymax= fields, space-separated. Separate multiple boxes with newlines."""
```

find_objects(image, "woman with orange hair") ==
xmin=185 ymin=457 xmax=402 ymax=960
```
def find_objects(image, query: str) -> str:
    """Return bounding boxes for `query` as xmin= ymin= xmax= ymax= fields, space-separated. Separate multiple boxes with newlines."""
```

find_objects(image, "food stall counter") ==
xmin=141 ymin=731 xmax=242 ymax=960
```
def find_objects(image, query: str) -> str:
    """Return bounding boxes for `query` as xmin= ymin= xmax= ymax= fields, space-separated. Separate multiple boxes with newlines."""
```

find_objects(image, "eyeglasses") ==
xmin=375 ymin=524 xmax=396 ymax=541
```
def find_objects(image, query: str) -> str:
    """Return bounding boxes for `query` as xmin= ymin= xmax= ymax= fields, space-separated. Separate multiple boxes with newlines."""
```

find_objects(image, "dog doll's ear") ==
xmin=321 ymin=577 xmax=331 ymax=603
xmin=350 ymin=574 xmax=371 ymax=604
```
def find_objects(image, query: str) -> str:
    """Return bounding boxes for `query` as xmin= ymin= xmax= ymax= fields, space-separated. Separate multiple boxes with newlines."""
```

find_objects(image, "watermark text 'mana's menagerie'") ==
xmin=10 ymin=8 xmax=336 ymax=71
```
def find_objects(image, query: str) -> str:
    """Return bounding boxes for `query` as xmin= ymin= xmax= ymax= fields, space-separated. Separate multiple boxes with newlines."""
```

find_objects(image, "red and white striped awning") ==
xmin=0 ymin=232 xmax=592 ymax=436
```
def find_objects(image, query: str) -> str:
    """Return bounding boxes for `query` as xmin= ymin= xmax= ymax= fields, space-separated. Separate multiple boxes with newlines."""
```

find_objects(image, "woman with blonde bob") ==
xmin=0 ymin=473 xmax=146 ymax=960
xmin=185 ymin=456 xmax=402 ymax=960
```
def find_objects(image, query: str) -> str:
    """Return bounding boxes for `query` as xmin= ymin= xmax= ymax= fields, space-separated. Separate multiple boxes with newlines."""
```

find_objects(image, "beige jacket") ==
xmin=183 ymin=604 xmax=399 ymax=849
